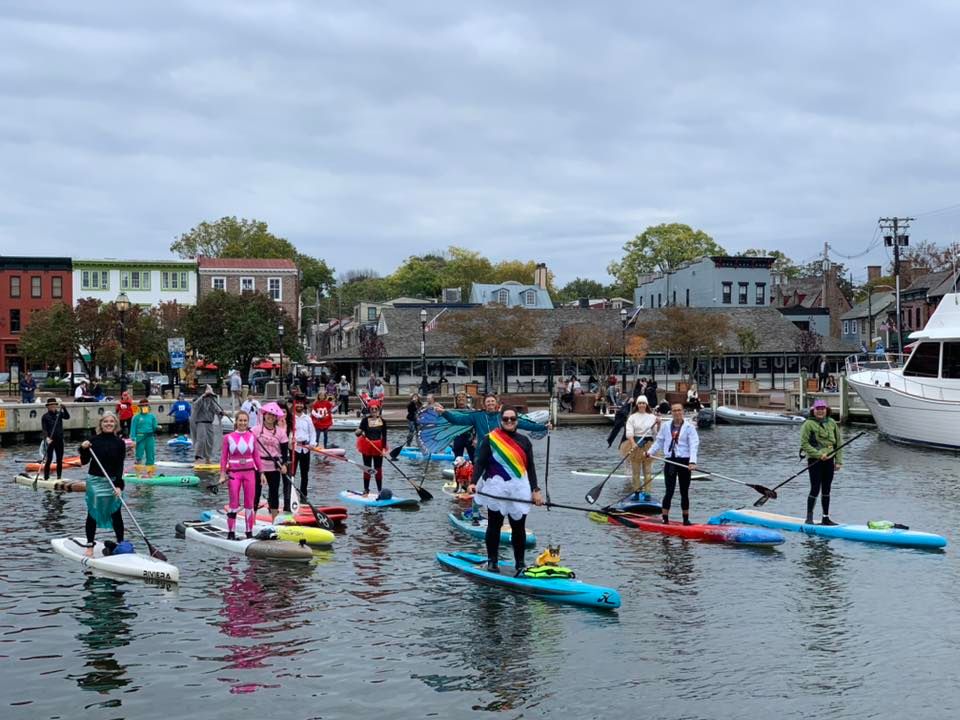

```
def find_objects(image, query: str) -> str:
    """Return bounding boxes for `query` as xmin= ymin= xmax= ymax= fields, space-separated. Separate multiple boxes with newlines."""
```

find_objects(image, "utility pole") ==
xmin=878 ymin=216 xmax=914 ymax=357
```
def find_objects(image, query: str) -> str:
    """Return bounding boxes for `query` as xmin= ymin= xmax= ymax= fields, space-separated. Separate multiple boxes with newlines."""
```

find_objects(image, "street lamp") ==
xmin=619 ymin=307 xmax=628 ymax=396
xmin=718 ymin=341 xmax=725 ymax=397
xmin=278 ymin=323 xmax=285 ymax=397
xmin=116 ymin=291 xmax=130 ymax=393
xmin=419 ymin=308 xmax=428 ymax=394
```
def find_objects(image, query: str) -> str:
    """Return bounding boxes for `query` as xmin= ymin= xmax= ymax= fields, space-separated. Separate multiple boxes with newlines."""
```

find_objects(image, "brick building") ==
xmin=196 ymin=257 xmax=301 ymax=332
xmin=0 ymin=256 xmax=73 ymax=373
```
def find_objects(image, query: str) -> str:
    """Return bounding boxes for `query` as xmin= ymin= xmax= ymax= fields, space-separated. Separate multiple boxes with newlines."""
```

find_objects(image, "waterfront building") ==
xmin=196 ymin=257 xmax=300 ymax=331
xmin=840 ymin=292 xmax=895 ymax=349
xmin=1 ymin=256 xmax=72 ymax=374
xmin=632 ymin=256 xmax=775 ymax=310
xmin=72 ymin=258 xmax=197 ymax=307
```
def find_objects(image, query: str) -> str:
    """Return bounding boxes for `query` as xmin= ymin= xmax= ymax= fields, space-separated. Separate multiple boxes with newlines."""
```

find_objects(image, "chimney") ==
xmin=867 ymin=265 xmax=881 ymax=283
xmin=534 ymin=263 xmax=548 ymax=289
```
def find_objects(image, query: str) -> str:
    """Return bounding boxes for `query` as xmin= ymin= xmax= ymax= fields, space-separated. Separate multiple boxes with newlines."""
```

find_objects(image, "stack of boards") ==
xmin=51 ymin=537 xmax=180 ymax=583
xmin=15 ymin=473 xmax=86 ymax=492
xmin=200 ymin=510 xmax=334 ymax=547
xmin=176 ymin=520 xmax=313 ymax=561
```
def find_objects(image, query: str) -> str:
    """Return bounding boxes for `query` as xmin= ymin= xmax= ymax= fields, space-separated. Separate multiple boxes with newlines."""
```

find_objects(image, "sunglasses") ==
xmin=501 ymin=416 xmax=518 ymax=422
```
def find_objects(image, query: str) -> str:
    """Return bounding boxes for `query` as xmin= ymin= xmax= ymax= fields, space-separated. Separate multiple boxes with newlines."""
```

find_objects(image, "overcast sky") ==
xmin=3 ymin=1 xmax=960 ymax=286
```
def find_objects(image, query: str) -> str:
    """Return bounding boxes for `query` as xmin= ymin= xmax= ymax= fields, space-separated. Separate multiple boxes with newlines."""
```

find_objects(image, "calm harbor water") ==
xmin=1 ymin=424 xmax=958 ymax=719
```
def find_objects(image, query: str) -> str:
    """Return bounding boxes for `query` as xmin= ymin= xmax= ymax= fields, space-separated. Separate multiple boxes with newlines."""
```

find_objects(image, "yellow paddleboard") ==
xmin=272 ymin=524 xmax=335 ymax=547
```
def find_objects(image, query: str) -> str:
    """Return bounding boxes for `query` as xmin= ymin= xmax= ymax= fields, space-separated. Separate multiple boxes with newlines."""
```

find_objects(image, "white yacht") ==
xmin=846 ymin=292 xmax=960 ymax=449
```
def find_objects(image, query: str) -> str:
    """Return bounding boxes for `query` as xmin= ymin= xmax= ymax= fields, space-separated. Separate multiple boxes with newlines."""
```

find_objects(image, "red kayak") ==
xmin=593 ymin=512 xmax=785 ymax=547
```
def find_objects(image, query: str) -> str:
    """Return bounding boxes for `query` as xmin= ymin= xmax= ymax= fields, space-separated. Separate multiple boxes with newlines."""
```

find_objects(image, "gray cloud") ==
xmin=2 ymin=1 xmax=959 ymax=285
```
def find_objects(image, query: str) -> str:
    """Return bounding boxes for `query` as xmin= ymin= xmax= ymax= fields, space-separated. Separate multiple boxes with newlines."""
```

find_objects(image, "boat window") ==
xmin=942 ymin=342 xmax=960 ymax=379
xmin=902 ymin=342 xmax=941 ymax=378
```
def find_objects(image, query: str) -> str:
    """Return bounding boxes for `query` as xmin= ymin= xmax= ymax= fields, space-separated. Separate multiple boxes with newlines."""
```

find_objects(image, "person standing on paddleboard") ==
xmin=291 ymin=399 xmax=317 ymax=499
xmin=646 ymin=403 xmax=699 ymax=526
xmin=78 ymin=413 xmax=126 ymax=557
xmin=356 ymin=399 xmax=389 ymax=494
xmin=624 ymin=395 xmax=658 ymax=498
xmin=116 ymin=390 xmax=134 ymax=438
xmin=800 ymin=399 xmax=843 ymax=526
xmin=310 ymin=394 xmax=335 ymax=448
xmin=42 ymin=397 xmax=70 ymax=480
xmin=252 ymin=402 xmax=290 ymax=521
xmin=193 ymin=385 xmax=224 ymax=463
xmin=131 ymin=398 xmax=159 ymax=473
xmin=469 ymin=407 xmax=543 ymax=575
xmin=219 ymin=410 xmax=262 ymax=540
xmin=168 ymin=393 xmax=192 ymax=437
xmin=434 ymin=393 xmax=551 ymax=441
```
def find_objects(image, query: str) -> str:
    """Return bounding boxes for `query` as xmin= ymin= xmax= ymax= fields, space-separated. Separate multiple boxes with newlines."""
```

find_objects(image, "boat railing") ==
xmin=847 ymin=353 xmax=960 ymax=402
xmin=896 ymin=375 xmax=960 ymax=402
xmin=844 ymin=352 xmax=902 ymax=374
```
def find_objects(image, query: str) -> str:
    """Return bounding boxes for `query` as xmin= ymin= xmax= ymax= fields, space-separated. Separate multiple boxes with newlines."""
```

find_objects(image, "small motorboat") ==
xmin=715 ymin=406 xmax=804 ymax=425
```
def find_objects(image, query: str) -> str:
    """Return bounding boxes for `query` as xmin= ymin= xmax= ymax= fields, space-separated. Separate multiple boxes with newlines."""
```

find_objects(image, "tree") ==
xmin=798 ymin=260 xmax=855 ymax=304
xmin=555 ymin=277 xmax=611 ymax=304
xmin=895 ymin=240 xmax=960 ymax=274
xmin=184 ymin=290 xmax=302 ymax=381
xmin=359 ymin=326 xmax=386 ymax=378
xmin=551 ymin=324 xmax=624 ymax=383
xmin=608 ymin=223 xmax=725 ymax=290
xmin=739 ymin=249 xmax=801 ymax=279
xmin=441 ymin=307 xmax=538 ymax=392
xmin=794 ymin=329 xmax=823 ymax=373
xmin=438 ymin=247 xmax=495 ymax=300
xmin=74 ymin=299 xmax=118 ymax=377
xmin=491 ymin=259 xmax=556 ymax=293
xmin=19 ymin=303 xmax=76 ymax=369
xmin=635 ymin=307 xmax=730 ymax=382
xmin=171 ymin=216 xmax=286 ymax=259
xmin=389 ymin=253 xmax=447 ymax=298
xmin=736 ymin=327 xmax=761 ymax=377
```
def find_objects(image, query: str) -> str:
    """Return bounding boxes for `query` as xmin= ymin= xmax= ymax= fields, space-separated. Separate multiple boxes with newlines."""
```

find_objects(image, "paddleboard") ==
xmin=331 ymin=418 xmax=361 ymax=431
xmin=51 ymin=537 xmax=180 ymax=583
xmin=24 ymin=456 xmax=82 ymax=472
xmin=201 ymin=510 xmax=334 ymax=547
xmin=226 ymin=502 xmax=349 ymax=526
xmin=123 ymin=473 xmax=201 ymax=486
xmin=709 ymin=509 xmax=948 ymax=549
xmin=14 ymin=473 xmax=86 ymax=492
xmin=193 ymin=463 xmax=221 ymax=472
xmin=606 ymin=492 xmax=661 ymax=514
xmin=167 ymin=435 xmax=193 ymax=447
xmin=398 ymin=447 xmax=455 ymax=462
xmin=155 ymin=461 xmax=194 ymax=469
xmin=442 ymin=481 xmax=474 ymax=502
xmin=338 ymin=489 xmax=419 ymax=508
xmin=572 ymin=469 xmax=711 ymax=481
xmin=437 ymin=551 xmax=620 ymax=610
xmin=448 ymin=512 xmax=536 ymax=548
xmin=175 ymin=521 xmax=314 ymax=560
xmin=593 ymin=512 xmax=784 ymax=547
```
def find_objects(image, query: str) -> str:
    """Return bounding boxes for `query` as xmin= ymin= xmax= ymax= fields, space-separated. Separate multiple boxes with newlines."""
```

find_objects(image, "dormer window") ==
xmin=496 ymin=288 xmax=510 ymax=305
xmin=523 ymin=289 xmax=537 ymax=306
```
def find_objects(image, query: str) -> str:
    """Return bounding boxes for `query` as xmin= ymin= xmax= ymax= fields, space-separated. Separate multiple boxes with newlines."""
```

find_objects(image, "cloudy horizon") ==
xmin=2 ymin=1 xmax=960 ymax=286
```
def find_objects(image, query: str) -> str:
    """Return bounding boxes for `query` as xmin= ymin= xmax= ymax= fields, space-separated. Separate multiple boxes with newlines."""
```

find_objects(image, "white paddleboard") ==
xmin=51 ymin=537 xmax=180 ymax=583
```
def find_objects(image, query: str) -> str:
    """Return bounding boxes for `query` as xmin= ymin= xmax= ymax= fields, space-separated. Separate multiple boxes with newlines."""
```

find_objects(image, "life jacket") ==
xmin=522 ymin=565 xmax=576 ymax=579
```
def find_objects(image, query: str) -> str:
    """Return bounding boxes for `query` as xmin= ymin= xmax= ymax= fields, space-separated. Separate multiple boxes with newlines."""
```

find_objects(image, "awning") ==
xmin=253 ymin=360 xmax=279 ymax=370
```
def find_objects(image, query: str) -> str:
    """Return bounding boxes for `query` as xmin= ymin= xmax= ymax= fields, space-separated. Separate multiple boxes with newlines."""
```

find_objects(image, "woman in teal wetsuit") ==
xmin=433 ymin=393 xmax=549 ymax=441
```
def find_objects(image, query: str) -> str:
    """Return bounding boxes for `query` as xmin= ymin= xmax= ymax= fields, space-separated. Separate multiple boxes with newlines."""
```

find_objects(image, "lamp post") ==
xmin=718 ymin=341 xmax=725 ymax=398
xmin=619 ymin=307 xmax=628 ymax=396
xmin=419 ymin=308 xmax=428 ymax=394
xmin=116 ymin=292 xmax=130 ymax=393
xmin=278 ymin=323 xmax=285 ymax=397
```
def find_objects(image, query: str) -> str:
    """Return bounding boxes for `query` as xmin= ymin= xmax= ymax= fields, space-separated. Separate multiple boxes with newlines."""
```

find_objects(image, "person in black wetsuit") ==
xmin=78 ymin=413 xmax=127 ymax=556
xmin=356 ymin=400 xmax=388 ymax=494
xmin=41 ymin=397 xmax=70 ymax=480
xmin=450 ymin=393 xmax=477 ymax=461
xmin=390 ymin=392 xmax=422 ymax=460
xmin=469 ymin=407 xmax=543 ymax=575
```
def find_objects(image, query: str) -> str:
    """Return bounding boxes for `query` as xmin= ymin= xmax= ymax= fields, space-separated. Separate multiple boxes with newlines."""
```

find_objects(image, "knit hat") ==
xmin=635 ymin=396 xmax=649 ymax=406
xmin=138 ymin=398 xmax=150 ymax=406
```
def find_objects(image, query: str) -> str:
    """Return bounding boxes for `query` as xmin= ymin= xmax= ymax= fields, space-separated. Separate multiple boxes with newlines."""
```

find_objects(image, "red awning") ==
xmin=196 ymin=361 xmax=218 ymax=370
xmin=254 ymin=360 xmax=279 ymax=370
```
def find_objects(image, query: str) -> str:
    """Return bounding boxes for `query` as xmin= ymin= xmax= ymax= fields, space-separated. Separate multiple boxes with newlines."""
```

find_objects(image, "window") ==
xmin=162 ymin=271 xmax=189 ymax=291
xmin=268 ymin=277 xmax=282 ymax=301
xmin=240 ymin=277 xmax=255 ymax=294
xmin=81 ymin=269 xmax=109 ymax=291
xmin=916 ymin=307 xmax=922 ymax=329
xmin=721 ymin=282 xmax=732 ymax=304
xmin=672 ymin=290 xmax=676 ymax=306
xmin=649 ymin=295 xmax=654 ymax=309
xmin=496 ymin=288 xmax=510 ymax=305
xmin=31 ymin=276 xmax=41 ymax=298
xmin=851 ymin=320 xmax=858 ymax=334
xmin=738 ymin=282 xmax=748 ymax=305
xmin=903 ymin=342 xmax=940 ymax=378
xmin=523 ymin=289 xmax=536 ymax=306
xmin=212 ymin=276 xmax=226 ymax=291
xmin=843 ymin=320 xmax=849 ymax=335
xmin=51 ymin=276 xmax=62 ymax=298
xmin=755 ymin=283 xmax=766 ymax=305
xmin=657 ymin=293 xmax=662 ymax=308
xmin=10 ymin=309 xmax=20 ymax=333
xmin=685 ymin=288 xmax=690 ymax=306
xmin=942 ymin=342 xmax=960 ymax=379
xmin=120 ymin=270 xmax=151 ymax=291
xmin=9 ymin=276 xmax=20 ymax=298
xmin=367 ymin=306 xmax=378 ymax=321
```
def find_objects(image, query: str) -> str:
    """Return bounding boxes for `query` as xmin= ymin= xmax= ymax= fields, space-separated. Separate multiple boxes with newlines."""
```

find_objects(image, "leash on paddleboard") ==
xmin=655 ymin=457 xmax=777 ymax=499
xmin=584 ymin=441 xmax=640 ymax=505
xmin=753 ymin=431 xmax=865 ymax=507
xmin=87 ymin=443 xmax=168 ymax=561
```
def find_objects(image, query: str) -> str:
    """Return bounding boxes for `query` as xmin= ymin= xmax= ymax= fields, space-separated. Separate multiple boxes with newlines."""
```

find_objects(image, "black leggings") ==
xmin=338 ymin=395 xmax=350 ymax=414
xmin=253 ymin=471 xmax=292 ymax=512
xmin=44 ymin=439 xmax=64 ymax=479
xmin=85 ymin=511 xmax=124 ymax=544
xmin=362 ymin=454 xmax=384 ymax=493
xmin=120 ymin=418 xmax=132 ymax=438
xmin=452 ymin=433 xmax=475 ymax=462
xmin=662 ymin=457 xmax=691 ymax=515
xmin=485 ymin=510 xmax=528 ymax=568
xmin=293 ymin=452 xmax=310 ymax=498
xmin=806 ymin=459 xmax=835 ymax=517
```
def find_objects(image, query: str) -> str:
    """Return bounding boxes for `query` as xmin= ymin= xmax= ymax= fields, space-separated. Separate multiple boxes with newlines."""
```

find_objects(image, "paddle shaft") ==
xmin=33 ymin=409 xmax=65 ymax=487
xmin=656 ymin=456 xmax=775 ymax=497
xmin=544 ymin=435 xmax=552 ymax=509
xmin=87 ymin=443 xmax=167 ymax=560
xmin=753 ymin=431 xmax=865 ymax=507
xmin=254 ymin=434 xmax=331 ymax=529
xmin=584 ymin=442 xmax=640 ymax=504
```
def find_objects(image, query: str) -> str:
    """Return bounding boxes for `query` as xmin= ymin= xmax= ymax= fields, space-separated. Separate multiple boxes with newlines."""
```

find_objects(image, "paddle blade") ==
xmin=415 ymin=485 xmax=434 ymax=502
xmin=749 ymin=484 xmax=777 ymax=500
xmin=146 ymin=541 xmax=168 ymax=562
xmin=753 ymin=494 xmax=771 ymax=507
xmin=584 ymin=482 xmax=604 ymax=505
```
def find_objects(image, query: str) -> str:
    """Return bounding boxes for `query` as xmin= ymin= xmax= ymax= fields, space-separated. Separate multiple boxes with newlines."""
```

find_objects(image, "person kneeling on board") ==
xmin=468 ymin=407 xmax=543 ymax=575
xmin=645 ymin=403 xmax=700 ymax=526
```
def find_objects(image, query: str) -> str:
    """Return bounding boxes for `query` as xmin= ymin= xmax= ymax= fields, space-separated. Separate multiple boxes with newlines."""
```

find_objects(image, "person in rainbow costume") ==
xmin=468 ymin=405 xmax=543 ymax=575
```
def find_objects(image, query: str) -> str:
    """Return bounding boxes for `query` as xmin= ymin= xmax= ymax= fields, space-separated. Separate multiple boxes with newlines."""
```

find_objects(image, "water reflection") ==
xmin=70 ymin=576 xmax=135 ymax=694
xmin=656 ymin=536 xmax=699 ymax=591
xmin=38 ymin=490 xmax=68 ymax=535
xmin=351 ymin=511 xmax=391 ymax=598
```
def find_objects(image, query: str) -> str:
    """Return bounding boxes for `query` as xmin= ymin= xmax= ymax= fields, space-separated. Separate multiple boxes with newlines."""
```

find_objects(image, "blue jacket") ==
xmin=169 ymin=400 xmax=191 ymax=422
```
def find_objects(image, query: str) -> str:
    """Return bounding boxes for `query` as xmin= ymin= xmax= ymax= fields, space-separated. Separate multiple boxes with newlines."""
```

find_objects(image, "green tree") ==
xmin=441 ymin=307 xmax=538 ymax=392
xmin=184 ymin=291 xmax=302 ymax=381
xmin=739 ymin=249 xmax=801 ymax=279
xmin=19 ymin=303 xmax=76 ymax=369
xmin=736 ymin=328 xmax=761 ymax=377
xmin=798 ymin=260 xmax=855 ymax=303
xmin=555 ymin=277 xmax=610 ymax=303
xmin=389 ymin=253 xmax=447 ymax=298
xmin=491 ymin=259 xmax=556 ymax=292
xmin=439 ymin=247 xmax=495 ymax=299
xmin=74 ymin=299 xmax=118 ymax=377
xmin=170 ymin=216 xmax=285 ymax=258
xmin=607 ymin=223 xmax=725 ymax=290
xmin=635 ymin=306 xmax=730 ymax=382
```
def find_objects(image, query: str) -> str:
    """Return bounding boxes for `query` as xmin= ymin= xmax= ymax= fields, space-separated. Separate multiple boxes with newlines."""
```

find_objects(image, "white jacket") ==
xmin=625 ymin=412 xmax=658 ymax=442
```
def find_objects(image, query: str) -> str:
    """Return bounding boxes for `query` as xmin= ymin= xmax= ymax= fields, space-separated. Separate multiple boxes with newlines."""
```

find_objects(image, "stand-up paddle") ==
xmin=383 ymin=455 xmax=434 ymax=501
xmin=657 ymin=457 xmax=776 ymax=499
xmin=253 ymin=435 xmax=332 ymax=529
xmin=33 ymin=405 xmax=65 ymax=490
xmin=544 ymin=435 xmax=552 ymax=511
xmin=753 ymin=431 xmax=865 ymax=507
xmin=585 ymin=443 xmax=638 ymax=504
xmin=88 ymin=445 xmax=168 ymax=561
